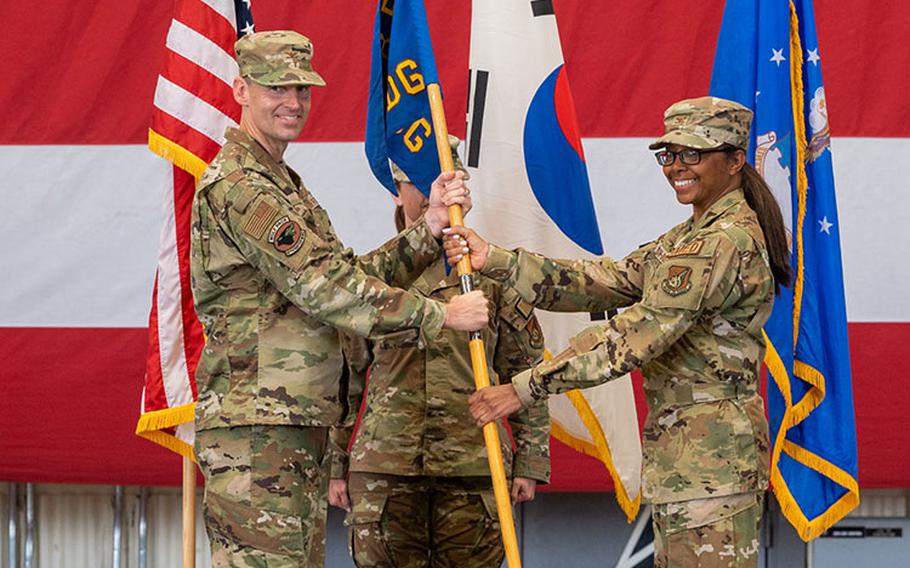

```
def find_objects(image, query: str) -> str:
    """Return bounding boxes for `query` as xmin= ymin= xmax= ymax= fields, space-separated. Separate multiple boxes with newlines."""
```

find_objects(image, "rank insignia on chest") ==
xmin=268 ymin=216 xmax=305 ymax=256
xmin=661 ymin=265 xmax=693 ymax=296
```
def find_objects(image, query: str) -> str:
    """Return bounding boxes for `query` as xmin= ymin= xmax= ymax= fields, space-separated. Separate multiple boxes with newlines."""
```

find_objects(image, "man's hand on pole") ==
xmin=425 ymin=171 xmax=471 ymax=238
xmin=443 ymin=290 xmax=489 ymax=331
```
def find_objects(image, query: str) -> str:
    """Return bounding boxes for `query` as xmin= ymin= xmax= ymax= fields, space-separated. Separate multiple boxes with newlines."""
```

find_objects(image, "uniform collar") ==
xmin=689 ymin=188 xmax=746 ymax=233
xmin=413 ymin=257 xmax=460 ymax=295
xmin=224 ymin=127 xmax=298 ymax=190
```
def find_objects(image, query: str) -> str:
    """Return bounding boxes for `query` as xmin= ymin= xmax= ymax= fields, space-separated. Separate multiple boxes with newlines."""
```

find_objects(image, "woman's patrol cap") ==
xmin=390 ymin=135 xmax=470 ymax=189
xmin=235 ymin=31 xmax=326 ymax=87
xmin=649 ymin=96 xmax=752 ymax=150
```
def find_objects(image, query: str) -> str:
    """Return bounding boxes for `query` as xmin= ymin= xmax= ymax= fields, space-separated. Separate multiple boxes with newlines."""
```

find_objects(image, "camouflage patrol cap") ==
xmin=235 ymin=31 xmax=326 ymax=87
xmin=391 ymin=135 xmax=470 ymax=185
xmin=649 ymin=96 xmax=752 ymax=150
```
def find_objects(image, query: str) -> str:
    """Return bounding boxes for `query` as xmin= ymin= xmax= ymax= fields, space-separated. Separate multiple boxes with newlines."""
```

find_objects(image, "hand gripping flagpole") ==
xmin=427 ymin=83 xmax=522 ymax=568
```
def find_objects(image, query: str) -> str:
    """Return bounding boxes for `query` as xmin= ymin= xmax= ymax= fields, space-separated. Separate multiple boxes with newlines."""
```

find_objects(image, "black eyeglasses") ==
xmin=655 ymin=148 xmax=728 ymax=166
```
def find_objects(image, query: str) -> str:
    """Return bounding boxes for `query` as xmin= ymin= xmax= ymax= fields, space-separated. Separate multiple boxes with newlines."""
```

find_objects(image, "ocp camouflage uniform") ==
xmin=333 ymin=258 xmax=550 ymax=568
xmin=480 ymin=97 xmax=772 ymax=568
xmin=191 ymin=119 xmax=449 ymax=566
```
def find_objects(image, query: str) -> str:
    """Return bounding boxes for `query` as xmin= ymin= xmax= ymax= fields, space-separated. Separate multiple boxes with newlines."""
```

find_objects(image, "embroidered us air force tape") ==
xmin=662 ymin=265 xmax=693 ymax=296
xmin=268 ymin=216 xmax=305 ymax=256
xmin=666 ymin=239 xmax=704 ymax=258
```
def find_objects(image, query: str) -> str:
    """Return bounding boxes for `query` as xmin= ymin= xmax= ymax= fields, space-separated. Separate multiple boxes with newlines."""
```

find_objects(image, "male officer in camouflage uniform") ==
xmin=190 ymin=31 xmax=487 ymax=567
xmin=326 ymin=144 xmax=551 ymax=567
xmin=449 ymin=97 xmax=777 ymax=567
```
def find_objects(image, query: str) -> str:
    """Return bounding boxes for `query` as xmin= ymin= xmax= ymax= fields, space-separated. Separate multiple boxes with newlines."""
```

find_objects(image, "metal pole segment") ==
xmin=8 ymin=483 xmax=17 ymax=568
xmin=113 ymin=486 xmax=123 ymax=568
xmin=427 ymin=83 xmax=523 ymax=568
xmin=138 ymin=487 xmax=148 ymax=568
xmin=23 ymin=484 xmax=33 ymax=568
xmin=183 ymin=457 xmax=196 ymax=568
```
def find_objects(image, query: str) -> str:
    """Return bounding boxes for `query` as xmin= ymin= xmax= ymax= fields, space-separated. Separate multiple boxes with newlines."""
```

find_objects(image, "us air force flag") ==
xmin=710 ymin=0 xmax=859 ymax=540
xmin=365 ymin=0 xmax=442 ymax=196
xmin=467 ymin=0 xmax=641 ymax=521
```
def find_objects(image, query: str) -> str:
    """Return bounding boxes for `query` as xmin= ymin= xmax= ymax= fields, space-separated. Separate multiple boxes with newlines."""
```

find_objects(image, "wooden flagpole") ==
xmin=426 ymin=83 xmax=522 ymax=568
xmin=183 ymin=457 xmax=196 ymax=568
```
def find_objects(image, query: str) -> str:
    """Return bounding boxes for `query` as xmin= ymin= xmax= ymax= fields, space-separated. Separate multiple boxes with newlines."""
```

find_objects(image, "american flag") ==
xmin=135 ymin=0 xmax=254 ymax=458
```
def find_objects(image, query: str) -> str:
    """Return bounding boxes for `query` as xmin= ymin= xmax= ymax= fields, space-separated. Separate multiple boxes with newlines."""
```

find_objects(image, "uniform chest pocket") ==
xmin=644 ymin=239 xmax=719 ymax=312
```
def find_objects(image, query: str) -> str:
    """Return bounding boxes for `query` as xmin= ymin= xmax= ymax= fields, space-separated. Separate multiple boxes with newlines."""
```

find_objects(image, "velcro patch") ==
xmin=666 ymin=240 xmax=704 ymax=258
xmin=661 ymin=265 xmax=693 ymax=296
xmin=267 ymin=216 xmax=306 ymax=256
xmin=527 ymin=317 xmax=544 ymax=349
xmin=569 ymin=326 xmax=606 ymax=354
xmin=242 ymin=200 xmax=278 ymax=240
xmin=515 ymin=298 xmax=534 ymax=320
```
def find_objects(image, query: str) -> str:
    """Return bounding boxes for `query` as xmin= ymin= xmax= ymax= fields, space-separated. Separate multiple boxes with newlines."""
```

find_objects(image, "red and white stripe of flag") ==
xmin=136 ymin=0 xmax=244 ymax=457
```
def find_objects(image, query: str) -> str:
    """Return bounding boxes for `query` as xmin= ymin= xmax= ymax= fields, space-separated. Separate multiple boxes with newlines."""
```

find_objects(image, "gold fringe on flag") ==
xmin=135 ymin=403 xmax=197 ymax=461
xmin=764 ymin=1 xmax=860 ymax=542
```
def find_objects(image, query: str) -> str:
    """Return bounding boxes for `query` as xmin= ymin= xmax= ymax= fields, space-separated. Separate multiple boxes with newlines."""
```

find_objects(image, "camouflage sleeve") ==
xmin=327 ymin=333 xmax=374 ymax=479
xmin=510 ymin=234 xmax=742 ymax=406
xmin=494 ymin=289 xmax=550 ymax=483
xmin=481 ymin=242 xmax=653 ymax=313
xmin=215 ymin=182 xmax=446 ymax=343
xmin=354 ymin=216 xmax=442 ymax=289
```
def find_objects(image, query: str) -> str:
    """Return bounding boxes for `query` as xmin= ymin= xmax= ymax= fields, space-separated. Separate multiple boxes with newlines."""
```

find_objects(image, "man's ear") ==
xmin=232 ymin=76 xmax=249 ymax=106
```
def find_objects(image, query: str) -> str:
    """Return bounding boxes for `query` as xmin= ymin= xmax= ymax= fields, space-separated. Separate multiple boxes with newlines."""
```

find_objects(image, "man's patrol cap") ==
xmin=649 ymin=96 xmax=752 ymax=151
xmin=235 ymin=31 xmax=326 ymax=87
xmin=390 ymin=135 xmax=470 ymax=188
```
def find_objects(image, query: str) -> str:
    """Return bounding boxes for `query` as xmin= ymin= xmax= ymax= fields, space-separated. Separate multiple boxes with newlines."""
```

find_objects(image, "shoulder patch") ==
xmin=242 ymin=199 xmax=279 ymax=240
xmin=666 ymin=239 xmax=704 ymax=258
xmin=267 ymin=216 xmax=306 ymax=256
xmin=661 ymin=265 xmax=693 ymax=296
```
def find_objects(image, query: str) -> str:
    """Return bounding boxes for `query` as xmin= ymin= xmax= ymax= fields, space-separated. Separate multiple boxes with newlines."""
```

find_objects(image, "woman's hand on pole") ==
xmin=443 ymin=226 xmax=490 ymax=271
xmin=468 ymin=384 xmax=523 ymax=426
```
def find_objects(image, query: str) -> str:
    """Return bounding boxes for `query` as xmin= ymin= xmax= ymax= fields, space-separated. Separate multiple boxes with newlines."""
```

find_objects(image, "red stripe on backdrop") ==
xmin=0 ymin=1 xmax=171 ymax=144
xmin=0 ymin=328 xmax=184 ymax=486
xmin=0 ymin=324 xmax=906 ymax=487
xmin=3 ymin=1 xmax=907 ymax=144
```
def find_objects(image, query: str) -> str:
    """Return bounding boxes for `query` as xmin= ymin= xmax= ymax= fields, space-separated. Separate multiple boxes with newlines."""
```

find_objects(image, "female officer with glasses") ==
xmin=443 ymin=96 xmax=791 ymax=567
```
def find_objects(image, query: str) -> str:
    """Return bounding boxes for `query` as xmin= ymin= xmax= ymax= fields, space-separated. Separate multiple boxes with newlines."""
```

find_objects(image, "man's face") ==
xmin=234 ymin=78 xmax=311 ymax=150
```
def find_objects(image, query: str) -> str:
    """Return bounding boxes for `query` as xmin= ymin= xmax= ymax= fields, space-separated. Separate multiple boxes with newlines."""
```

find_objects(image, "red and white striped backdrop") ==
xmin=1 ymin=1 xmax=908 ymax=489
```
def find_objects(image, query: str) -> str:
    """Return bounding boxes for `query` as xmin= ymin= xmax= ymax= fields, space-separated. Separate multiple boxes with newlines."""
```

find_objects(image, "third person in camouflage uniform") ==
xmin=446 ymin=97 xmax=793 ymax=568
xmin=328 ymin=140 xmax=551 ymax=568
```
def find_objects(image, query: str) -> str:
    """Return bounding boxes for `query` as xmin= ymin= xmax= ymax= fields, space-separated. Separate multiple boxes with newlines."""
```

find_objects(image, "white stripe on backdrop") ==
xmin=0 ymin=138 xmax=906 ymax=326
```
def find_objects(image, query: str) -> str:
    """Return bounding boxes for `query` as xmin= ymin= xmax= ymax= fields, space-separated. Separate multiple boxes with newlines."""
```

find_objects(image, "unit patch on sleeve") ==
xmin=268 ymin=216 xmax=306 ymax=256
xmin=242 ymin=199 xmax=279 ymax=240
xmin=661 ymin=265 xmax=693 ymax=296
